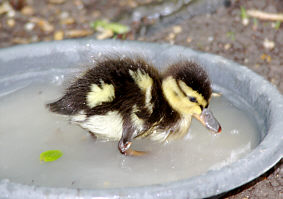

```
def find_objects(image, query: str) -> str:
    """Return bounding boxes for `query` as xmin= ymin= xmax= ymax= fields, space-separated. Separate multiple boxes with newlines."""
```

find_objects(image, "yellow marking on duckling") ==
xmin=129 ymin=69 xmax=153 ymax=113
xmin=87 ymin=80 xmax=115 ymax=108
xmin=162 ymin=76 xmax=205 ymax=115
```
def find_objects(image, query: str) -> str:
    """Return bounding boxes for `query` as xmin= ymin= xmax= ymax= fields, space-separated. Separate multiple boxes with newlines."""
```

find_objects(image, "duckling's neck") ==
xmin=146 ymin=77 xmax=180 ymax=126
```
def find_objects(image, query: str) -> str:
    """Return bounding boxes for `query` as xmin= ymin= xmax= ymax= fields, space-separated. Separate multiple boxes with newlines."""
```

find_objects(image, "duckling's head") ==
xmin=162 ymin=61 xmax=221 ymax=133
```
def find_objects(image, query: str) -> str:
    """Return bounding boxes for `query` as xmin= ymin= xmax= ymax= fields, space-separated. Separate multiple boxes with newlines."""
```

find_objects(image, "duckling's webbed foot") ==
xmin=118 ymin=142 xmax=146 ymax=156
xmin=118 ymin=126 xmax=147 ymax=156
xmin=118 ymin=139 xmax=146 ymax=156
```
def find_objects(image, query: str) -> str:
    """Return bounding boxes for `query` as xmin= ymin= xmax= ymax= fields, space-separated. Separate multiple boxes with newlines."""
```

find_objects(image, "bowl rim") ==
xmin=0 ymin=39 xmax=282 ymax=199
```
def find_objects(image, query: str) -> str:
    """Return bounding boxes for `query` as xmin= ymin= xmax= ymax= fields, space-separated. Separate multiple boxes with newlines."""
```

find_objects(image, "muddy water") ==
xmin=0 ymin=81 xmax=260 ymax=189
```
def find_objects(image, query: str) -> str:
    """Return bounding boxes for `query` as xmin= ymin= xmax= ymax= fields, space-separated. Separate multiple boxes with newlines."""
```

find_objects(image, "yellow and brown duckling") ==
xmin=47 ymin=57 xmax=221 ymax=156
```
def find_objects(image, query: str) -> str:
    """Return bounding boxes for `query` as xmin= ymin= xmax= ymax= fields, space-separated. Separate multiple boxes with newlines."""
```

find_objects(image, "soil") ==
xmin=0 ymin=0 xmax=282 ymax=198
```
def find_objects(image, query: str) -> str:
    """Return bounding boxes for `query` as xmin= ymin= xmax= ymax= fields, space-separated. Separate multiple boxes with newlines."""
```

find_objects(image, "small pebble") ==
xmin=21 ymin=6 xmax=34 ymax=16
xmin=96 ymin=29 xmax=113 ymax=40
xmin=263 ymin=38 xmax=275 ymax=50
xmin=7 ymin=18 xmax=15 ymax=27
xmin=186 ymin=36 xmax=192 ymax=43
xmin=61 ymin=17 xmax=75 ymax=25
xmin=0 ymin=2 xmax=16 ymax=17
xmin=7 ymin=9 xmax=16 ymax=18
xmin=31 ymin=17 xmax=54 ymax=33
xmin=172 ymin=25 xmax=182 ymax=34
xmin=54 ymin=31 xmax=64 ymax=40
xmin=224 ymin=43 xmax=231 ymax=50
xmin=24 ymin=22 xmax=35 ymax=31
xmin=167 ymin=32 xmax=175 ymax=41
xmin=242 ymin=18 xmax=249 ymax=26
xmin=208 ymin=36 xmax=214 ymax=42
xmin=59 ymin=11 xmax=69 ymax=19
xmin=0 ymin=2 xmax=12 ymax=15
xmin=65 ymin=29 xmax=93 ymax=38
xmin=12 ymin=37 xmax=29 ymax=44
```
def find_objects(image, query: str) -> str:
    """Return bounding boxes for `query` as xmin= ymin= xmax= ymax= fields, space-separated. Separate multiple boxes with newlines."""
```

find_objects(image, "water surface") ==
xmin=0 ymin=81 xmax=260 ymax=189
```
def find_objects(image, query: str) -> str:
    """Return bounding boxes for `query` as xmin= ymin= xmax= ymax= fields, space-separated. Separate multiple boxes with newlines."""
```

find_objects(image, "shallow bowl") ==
xmin=0 ymin=39 xmax=282 ymax=199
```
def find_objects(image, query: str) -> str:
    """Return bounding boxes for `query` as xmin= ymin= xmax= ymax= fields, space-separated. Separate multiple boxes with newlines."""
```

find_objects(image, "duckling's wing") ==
xmin=47 ymin=57 xmax=162 ymax=117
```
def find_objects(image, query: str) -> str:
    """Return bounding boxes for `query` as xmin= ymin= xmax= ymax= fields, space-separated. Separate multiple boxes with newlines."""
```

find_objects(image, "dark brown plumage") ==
xmin=47 ymin=57 xmax=220 ymax=156
xmin=48 ymin=58 xmax=178 ymax=124
xmin=163 ymin=61 xmax=212 ymax=103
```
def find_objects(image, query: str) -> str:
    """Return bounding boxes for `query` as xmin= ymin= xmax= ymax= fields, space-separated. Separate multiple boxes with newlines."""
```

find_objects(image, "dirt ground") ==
xmin=0 ymin=0 xmax=282 ymax=198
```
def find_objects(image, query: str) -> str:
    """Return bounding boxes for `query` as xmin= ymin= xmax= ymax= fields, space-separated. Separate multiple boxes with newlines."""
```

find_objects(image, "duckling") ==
xmin=47 ymin=57 xmax=221 ymax=156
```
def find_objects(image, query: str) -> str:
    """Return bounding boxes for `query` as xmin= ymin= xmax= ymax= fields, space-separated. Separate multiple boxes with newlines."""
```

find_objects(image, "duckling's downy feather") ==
xmin=163 ymin=61 xmax=212 ymax=102
xmin=47 ymin=57 xmax=211 ymax=142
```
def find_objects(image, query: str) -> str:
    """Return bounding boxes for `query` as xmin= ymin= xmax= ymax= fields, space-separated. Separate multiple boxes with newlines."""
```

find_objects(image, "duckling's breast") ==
xmin=146 ymin=115 xmax=192 ymax=142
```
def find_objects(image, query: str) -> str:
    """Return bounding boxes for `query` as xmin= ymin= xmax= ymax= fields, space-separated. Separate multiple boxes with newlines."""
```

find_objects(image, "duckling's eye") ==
xmin=188 ymin=96 xmax=197 ymax=103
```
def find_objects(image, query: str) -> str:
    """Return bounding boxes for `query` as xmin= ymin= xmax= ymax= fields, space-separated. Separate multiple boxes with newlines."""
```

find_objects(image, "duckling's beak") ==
xmin=193 ymin=108 xmax=222 ymax=133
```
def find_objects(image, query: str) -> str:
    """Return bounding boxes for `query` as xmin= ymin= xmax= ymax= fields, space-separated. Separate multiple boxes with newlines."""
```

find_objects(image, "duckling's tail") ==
xmin=46 ymin=96 xmax=77 ymax=115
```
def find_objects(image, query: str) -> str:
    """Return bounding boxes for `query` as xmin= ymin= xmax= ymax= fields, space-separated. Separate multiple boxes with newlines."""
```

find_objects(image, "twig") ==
xmin=247 ymin=10 xmax=283 ymax=21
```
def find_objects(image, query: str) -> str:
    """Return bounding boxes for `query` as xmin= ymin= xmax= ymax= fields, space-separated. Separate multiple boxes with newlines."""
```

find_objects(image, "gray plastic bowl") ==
xmin=0 ymin=39 xmax=282 ymax=199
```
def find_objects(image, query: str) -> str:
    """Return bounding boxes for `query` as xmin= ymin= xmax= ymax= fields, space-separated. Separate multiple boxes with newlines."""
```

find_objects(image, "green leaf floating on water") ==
xmin=40 ymin=150 xmax=63 ymax=162
xmin=91 ymin=20 xmax=129 ymax=34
